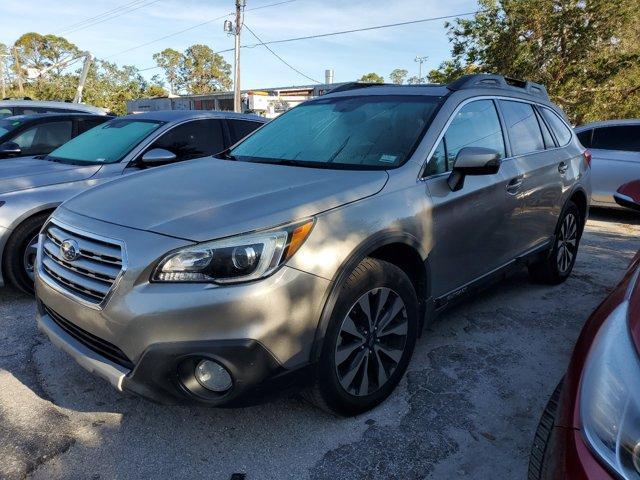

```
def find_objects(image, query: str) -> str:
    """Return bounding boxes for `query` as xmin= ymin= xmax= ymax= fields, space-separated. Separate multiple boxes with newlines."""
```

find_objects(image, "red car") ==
xmin=529 ymin=180 xmax=640 ymax=479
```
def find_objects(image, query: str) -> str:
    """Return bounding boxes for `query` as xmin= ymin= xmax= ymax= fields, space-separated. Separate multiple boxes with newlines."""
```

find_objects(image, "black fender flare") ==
xmin=309 ymin=229 xmax=431 ymax=362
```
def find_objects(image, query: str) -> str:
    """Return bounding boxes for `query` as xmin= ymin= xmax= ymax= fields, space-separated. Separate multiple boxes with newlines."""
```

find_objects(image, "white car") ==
xmin=575 ymin=119 xmax=640 ymax=209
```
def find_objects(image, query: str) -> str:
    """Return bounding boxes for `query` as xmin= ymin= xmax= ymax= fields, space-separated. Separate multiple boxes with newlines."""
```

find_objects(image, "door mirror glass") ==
xmin=140 ymin=148 xmax=177 ymax=165
xmin=0 ymin=141 xmax=22 ymax=156
xmin=614 ymin=180 xmax=640 ymax=211
xmin=447 ymin=147 xmax=501 ymax=191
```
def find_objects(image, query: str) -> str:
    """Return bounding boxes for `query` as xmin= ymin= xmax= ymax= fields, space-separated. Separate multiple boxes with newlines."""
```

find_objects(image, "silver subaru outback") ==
xmin=35 ymin=74 xmax=591 ymax=416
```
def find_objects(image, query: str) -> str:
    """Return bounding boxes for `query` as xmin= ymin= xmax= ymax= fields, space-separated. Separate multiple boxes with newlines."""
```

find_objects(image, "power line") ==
xmin=243 ymin=23 xmax=321 ymax=83
xmin=61 ymin=0 xmax=164 ymax=35
xmin=106 ymin=0 xmax=302 ymax=59
xmin=57 ymin=0 xmax=149 ymax=33
xmin=215 ymin=11 xmax=481 ymax=53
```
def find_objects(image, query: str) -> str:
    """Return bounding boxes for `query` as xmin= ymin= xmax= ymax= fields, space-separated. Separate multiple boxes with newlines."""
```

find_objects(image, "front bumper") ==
xmin=34 ymin=208 xmax=331 ymax=405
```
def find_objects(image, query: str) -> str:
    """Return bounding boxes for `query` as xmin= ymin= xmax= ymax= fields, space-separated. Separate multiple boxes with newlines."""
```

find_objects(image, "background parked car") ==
xmin=0 ymin=99 xmax=108 ymax=118
xmin=529 ymin=180 xmax=640 ymax=480
xmin=575 ymin=119 xmax=640 ymax=209
xmin=0 ymin=113 xmax=110 ymax=159
xmin=0 ymin=110 xmax=266 ymax=294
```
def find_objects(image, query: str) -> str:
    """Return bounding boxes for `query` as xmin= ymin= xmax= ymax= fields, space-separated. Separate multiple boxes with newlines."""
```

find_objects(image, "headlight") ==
xmin=152 ymin=219 xmax=314 ymax=283
xmin=580 ymin=301 xmax=640 ymax=479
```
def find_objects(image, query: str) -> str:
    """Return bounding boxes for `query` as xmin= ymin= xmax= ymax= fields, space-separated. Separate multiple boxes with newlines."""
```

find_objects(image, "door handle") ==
xmin=506 ymin=176 xmax=523 ymax=194
xmin=558 ymin=162 xmax=569 ymax=174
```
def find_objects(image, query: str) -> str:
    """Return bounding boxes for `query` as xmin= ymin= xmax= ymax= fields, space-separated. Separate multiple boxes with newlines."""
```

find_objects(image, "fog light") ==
xmin=195 ymin=359 xmax=232 ymax=392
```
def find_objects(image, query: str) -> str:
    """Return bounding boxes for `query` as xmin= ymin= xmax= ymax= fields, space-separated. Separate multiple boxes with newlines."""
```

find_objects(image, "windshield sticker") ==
xmin=379 ymin=154 xmax=397 ymax=163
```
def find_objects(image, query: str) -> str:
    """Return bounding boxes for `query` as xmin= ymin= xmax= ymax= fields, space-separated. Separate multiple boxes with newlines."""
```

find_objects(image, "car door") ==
xmin=424 ymin=99 xmax=523 ymax=297
xmin=583 ymin=124 xmax=640 ymax=206
xmin=142 ymin=118 xmax=227 ymax=162
xmin=5 ymin=119 xmax=73 ymax=157
xmin=496 ymin=100 xmax=566 ymax=253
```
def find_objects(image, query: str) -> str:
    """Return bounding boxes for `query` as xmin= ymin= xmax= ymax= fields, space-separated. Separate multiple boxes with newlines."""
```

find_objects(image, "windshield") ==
xmin=229 ymin=95 xmax=442 ymax=169
xmin=0 ymin=118 xmax=23 ymax=138
xmin=48 ymin=118 xmax=164 ymax=164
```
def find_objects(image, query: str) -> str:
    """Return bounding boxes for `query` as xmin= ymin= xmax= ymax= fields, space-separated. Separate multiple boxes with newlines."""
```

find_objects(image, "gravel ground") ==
xmin=0 ymin=209 xmax=638 ymax=480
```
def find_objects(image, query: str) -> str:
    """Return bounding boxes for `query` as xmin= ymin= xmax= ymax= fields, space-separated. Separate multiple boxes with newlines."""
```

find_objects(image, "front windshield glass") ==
xmin=229 ymin=95 xmax=442 ymax=169
xmin=0 ymin=118 xmax=23 ymax=138
xmin=48 ymin=118 xmax=164 ymax=164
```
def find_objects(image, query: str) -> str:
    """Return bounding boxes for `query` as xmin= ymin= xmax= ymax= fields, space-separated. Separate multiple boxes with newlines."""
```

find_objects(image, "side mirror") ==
xmin=140 ymin=148 xmax=177 ymax=166
xmin=447 ymin=147 xmax=501 ymax=192
xmin=614 ymin=180 xmax=640 ymax=212
xmin=0 ymin=141 xmax=22 ymax=156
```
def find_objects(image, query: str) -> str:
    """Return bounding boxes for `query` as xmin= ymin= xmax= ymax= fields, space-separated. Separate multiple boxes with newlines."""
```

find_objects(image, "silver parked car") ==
xmin=0 ymin=110 xmax=265 ymax=293
xmin=575 ymin=119 xmax=640 ymax=209
xmin=35 ymin=74 xmax=591 ymax=415
xmin=0 ymin=99 xmax=108 ymax=118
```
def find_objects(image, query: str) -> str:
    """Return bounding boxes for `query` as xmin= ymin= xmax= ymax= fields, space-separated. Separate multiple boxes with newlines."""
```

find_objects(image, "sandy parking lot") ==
xmin=1 ymin=209 xmax=638 ymax=480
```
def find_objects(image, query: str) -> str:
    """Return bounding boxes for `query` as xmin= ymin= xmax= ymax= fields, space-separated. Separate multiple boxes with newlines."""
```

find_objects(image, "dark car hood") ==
xmin=0 ymin=157 xmax=101 ymax=194
xmin=63 ymin=158 xmax=389 ymax=241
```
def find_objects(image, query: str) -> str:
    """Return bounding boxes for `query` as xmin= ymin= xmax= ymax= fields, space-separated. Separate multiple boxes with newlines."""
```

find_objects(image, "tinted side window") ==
xmin=10 ymin=120 xmax=73 ymax=155
xmin=149 ymin=119 xmax=225 ymax=160
xmin=78 ymin=117 xmax=108 ymax=134
xmin=499 ymin=100 xmax=545 ymax=156
xmin=535 ymin=109 xmax=556 ymax=148
xmin=540 ymin=108 xmax=572 ymax=146
xmin=577 ymin=129 xmax=593 ymax=148
xmin=0 ymin=108 xmax=12 ymax=119
xmin=426 ymin=100 xmax=505 ymax=176
xmin=228 ymin=120 xmax=263 ymax=144
xmin=13 ymin=107 xmax=42 ymax=115
xmin=591 ymin=126 xmax=640 ymax=152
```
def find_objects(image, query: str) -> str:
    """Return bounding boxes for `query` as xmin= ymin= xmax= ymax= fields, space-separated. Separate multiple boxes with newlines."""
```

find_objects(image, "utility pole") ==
xmin=415 ymin=56 xmax=428 ymax=83
xmin=0 ymin=56 xmax=5 ymax=99
xmin=233 ymin=0 xmax=245 ymax=113
xmin=12 ymin=46 xmax=24 ymax=95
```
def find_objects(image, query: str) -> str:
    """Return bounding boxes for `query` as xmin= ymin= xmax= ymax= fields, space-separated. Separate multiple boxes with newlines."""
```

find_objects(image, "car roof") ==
xmin=0 ymin=99 xmax=108 ymax=115
xmin=3 ymin=112 xmax=107 ymax=123
xmin=121 ymin=110 xmax=267 ymax=123
xmin=575 ymin=118 xmax=640 ymax=131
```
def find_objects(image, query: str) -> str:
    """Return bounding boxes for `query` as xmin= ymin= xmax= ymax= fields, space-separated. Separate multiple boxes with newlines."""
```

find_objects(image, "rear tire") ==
xmin=528 ymin=201 xmax=582 ymax=285
xmin=305 ymin=258 xmax=419 ymax=416
xmin=3 ymin=213 xmax=50 ymax=295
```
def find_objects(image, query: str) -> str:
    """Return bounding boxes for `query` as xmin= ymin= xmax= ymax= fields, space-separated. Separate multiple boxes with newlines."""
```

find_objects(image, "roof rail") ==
xmin=447 ymin=74 xmax=549 ymax=100
xmin=326 ymin=82 xmax=391 ymax=94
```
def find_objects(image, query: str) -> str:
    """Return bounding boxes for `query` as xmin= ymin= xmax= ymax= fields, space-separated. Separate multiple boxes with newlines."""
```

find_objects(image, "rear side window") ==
xmin=577 ymin=129 xmax=593 ymax=148
xmin=78 ymin=117 xmax=108 ymax=134
xmin=426 ymin=99 xmax=505 ymax=175
xmin=535 ymin=109 xmax=556 ymax=149
xmin=499 ymin=100 xmax=545 ymax=156
xmin=10 ymin=120 xmax=73 ymax=155
xmin=228 ymin=120 xmax=263 ymax=144
xmin=12 ymin=107 xmax=42 ymax=115
xmin=591 ymin=126 xmax=640 ymax=152
xmin=0 ymin=108 xmax=12 ymax=119
xmin=149 ymin=119 xmax=225 ymax=160
xmin=540 ymin=108 xmax=572 ymax=146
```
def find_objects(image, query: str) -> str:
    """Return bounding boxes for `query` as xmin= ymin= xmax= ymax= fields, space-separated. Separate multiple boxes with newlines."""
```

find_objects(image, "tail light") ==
xmin=584 ymin=149 xmax=592 ymax=168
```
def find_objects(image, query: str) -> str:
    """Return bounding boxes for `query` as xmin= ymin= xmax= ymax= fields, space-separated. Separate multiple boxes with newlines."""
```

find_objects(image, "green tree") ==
xmin=178 ymin=44 xmax=231 ymax=94
xmin=360 ymin=72 xmax=384 ymax=83
xmin=153 ymin=47 xmax=183 ymax=94
xmin=389 ymin=68 xmax=408 ymax=84
xmin=14 ymin=32 xmax=80 ymax=76
xmin=429 ymin=0 xmax=640 ymax=123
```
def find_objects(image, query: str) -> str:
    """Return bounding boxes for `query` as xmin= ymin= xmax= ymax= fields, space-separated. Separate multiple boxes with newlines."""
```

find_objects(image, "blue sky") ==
xmin=0 ymin=0 xmax=479 ymax=89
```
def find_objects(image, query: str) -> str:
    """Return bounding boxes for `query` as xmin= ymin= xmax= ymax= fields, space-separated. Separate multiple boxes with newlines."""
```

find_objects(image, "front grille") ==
xmin=40 ymin=221 xmax=123 ymax=304
xmin=44 ymin=304 xmax=134 ymax=370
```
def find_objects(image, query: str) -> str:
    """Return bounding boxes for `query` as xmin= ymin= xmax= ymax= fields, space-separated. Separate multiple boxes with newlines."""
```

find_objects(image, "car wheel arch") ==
xmin=308 ymin=231 xmax=431 ymax=362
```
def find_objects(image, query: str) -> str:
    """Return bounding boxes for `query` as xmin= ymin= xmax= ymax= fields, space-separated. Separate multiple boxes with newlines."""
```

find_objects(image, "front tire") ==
xmin=3 ymin=213 xmax=50 ymax=295
xmin=528 ymin=201 xmax=582 ymax=285
xmin=306 ymin=258 xmax=419 ymax=416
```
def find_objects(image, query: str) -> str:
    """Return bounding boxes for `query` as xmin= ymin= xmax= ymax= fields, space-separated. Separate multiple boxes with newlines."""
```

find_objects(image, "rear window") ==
xmin=577 ymin=129 xmax=592 ymax=148
xmin=591 ymin=125 xmax=640 ymax=152
xmin=499 ymin=100 xmax=545 ymax=156
xmin=540 ymin=108 xmax=572 ymax=146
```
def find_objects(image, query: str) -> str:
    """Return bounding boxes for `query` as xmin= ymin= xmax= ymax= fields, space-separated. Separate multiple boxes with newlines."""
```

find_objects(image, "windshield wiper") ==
xmin=327 ymin=136 xmax=351 ymax=163
xmin=216 ymin=149 xmax=237 ymax=161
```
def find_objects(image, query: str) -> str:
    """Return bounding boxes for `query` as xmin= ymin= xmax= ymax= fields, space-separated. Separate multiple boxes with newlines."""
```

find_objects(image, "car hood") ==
xmin=0 ymin=157 xmax=101 ymax=194
xmin=63 ymin=157 xmax=389 ymax=241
